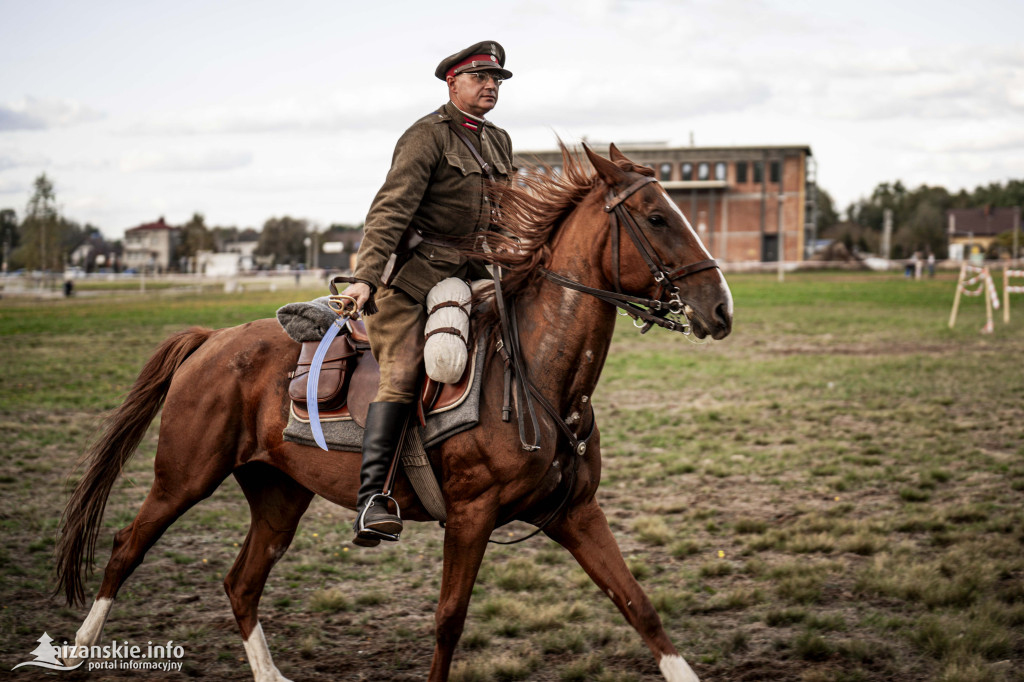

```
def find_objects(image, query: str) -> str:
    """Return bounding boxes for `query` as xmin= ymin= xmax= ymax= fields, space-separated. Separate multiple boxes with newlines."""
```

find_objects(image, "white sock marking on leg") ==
xmin=660 ymin=654 xmax=700 ymax=682
xmin=243 ymin=621 xmax=293 ymax=682
xmin=63 ymin=598 xmax=113 ymax=665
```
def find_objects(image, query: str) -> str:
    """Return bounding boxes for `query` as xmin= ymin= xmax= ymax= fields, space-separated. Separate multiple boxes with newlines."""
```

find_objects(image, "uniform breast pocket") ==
xmin=444 ymin=151 xmax=481 ymax=177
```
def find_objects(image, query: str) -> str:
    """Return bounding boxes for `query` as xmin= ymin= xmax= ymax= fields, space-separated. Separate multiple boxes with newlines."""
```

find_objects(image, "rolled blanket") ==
xmin=424 ymin=278 xmax=472 ymax=383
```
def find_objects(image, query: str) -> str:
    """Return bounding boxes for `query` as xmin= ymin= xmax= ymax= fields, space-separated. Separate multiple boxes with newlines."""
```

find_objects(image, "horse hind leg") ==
xmin=63 ymin=453 xmax=234 ymax=665
xmin=546 ymin=498 xmax=699 ymax=682
xmin=226 ymin=464 xmax=313 ymax=682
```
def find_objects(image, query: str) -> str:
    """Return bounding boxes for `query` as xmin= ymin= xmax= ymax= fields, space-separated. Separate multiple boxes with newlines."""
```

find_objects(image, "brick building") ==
xmin=515 ymin=143 xmax=816 ymax=263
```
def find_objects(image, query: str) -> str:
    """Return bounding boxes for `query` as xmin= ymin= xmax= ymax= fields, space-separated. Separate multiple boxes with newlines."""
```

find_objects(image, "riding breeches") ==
xmin=363 ymin=287 xmax=426 ymax=404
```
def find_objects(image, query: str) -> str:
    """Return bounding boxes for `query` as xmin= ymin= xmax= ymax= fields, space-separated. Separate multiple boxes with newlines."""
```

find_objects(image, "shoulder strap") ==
xmin=446 ymin=120 xmax=496 ymax=182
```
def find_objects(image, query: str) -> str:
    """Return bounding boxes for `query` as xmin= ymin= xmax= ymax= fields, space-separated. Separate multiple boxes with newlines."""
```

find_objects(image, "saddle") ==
xmin=288 ymin=318 xmax=476 ymax=428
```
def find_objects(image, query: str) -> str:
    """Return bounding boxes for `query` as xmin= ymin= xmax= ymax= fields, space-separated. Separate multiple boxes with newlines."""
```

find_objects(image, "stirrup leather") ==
xmin=354 ymin=493 xmax=402 ymax=543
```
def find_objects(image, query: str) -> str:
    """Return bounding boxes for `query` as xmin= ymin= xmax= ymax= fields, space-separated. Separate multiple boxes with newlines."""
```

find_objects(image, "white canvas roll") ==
xmin=424 ymin=278 xmax=471 ymax=384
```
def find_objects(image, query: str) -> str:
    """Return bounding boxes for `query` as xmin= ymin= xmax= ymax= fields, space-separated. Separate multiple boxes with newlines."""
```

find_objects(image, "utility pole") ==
xmin=777 ymin=184 xmax=785 ymax=282
xmin=1014 ymin=206 xmax=1021 ymax=262
xmin=882 ymin=209 xmax=893 ymax=261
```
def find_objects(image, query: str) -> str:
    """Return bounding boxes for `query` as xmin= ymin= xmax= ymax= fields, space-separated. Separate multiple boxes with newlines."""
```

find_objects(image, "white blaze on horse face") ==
xmin=243 ymin=622 xmax=293 ymax=682
xmin=659 ymin=653 xmax=700 ymax=682
xmin=64 ymin=597 xmax=113 ymax=664
xmin=658 ymin=187 xmax=714 ymax=261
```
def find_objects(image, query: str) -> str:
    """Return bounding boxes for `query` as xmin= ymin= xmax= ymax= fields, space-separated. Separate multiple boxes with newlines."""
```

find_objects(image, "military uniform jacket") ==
xmin=354 ymin=101 xmax=515 ymax=304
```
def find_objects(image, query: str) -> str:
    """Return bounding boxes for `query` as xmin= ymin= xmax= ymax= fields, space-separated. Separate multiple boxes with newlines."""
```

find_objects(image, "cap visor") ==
xmin=460 ymin=66 xmax=513 ymax=79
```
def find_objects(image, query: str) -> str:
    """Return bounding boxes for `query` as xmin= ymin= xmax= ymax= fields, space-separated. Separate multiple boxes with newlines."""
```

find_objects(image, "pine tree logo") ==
xmin=11 ymin=632 xmax=83 ymax=671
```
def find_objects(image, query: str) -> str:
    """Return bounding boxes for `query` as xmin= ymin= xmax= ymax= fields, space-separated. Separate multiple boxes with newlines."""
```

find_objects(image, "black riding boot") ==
xmin=352 ymin=401 xmax=410 ymax=547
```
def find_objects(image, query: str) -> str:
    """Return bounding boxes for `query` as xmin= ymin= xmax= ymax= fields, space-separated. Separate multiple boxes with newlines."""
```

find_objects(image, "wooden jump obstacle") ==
xmin=949 ymin=263 xmax=1000 ymax=333
xmin=1003 ymin=268 xmax=1024 ymax=323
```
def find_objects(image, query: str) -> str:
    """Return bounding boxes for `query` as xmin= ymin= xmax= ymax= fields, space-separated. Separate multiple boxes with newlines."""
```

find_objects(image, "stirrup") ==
xmin=353 ymin=494 xmax=402 ymax=544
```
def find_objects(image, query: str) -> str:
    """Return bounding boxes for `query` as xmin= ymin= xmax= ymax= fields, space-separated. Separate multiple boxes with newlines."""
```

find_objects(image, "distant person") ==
xmin=63 ymin=278 xmax=74 ymax=297
xmin=927 ymin=251 xmax=935 ymax=277
xmin=343 ymin=40 xmax=514 ymax=547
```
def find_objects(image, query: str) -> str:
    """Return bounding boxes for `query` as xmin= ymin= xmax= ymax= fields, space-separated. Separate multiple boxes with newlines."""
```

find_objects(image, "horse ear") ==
xmin=584 ymin=144 xmax=628 ymax=186
xmin=608 ymin=143 xmax=631 ymax=165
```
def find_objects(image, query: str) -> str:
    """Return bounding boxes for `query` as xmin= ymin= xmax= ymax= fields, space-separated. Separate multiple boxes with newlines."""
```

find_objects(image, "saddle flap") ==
xmin=287 ymin=335 xmax=359 ymax=407
xmin=347 ymin=318 xmax=370 ymax=348
xmin=345 ymin=348 xmax=380 ymax=428
xmin=421 ymin=339 xmax=477 ymax=414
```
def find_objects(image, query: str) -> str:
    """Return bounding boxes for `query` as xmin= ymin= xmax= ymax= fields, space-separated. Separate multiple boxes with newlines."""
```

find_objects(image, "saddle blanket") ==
xmin=281 ymin=324 xmax=487 ymax=453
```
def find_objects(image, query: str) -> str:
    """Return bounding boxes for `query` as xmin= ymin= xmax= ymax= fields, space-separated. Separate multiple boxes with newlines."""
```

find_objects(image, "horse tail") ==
xmin=54 ymin=326 xmax=215 ymax=606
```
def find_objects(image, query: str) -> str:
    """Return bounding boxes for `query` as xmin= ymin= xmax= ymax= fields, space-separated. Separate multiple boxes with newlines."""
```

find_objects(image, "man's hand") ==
xmin=343 ymin=282 xmax=372 ymax=314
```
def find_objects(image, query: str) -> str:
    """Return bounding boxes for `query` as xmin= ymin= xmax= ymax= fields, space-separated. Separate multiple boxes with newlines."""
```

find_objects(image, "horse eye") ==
xmin=647 ymin=214 xmax=667 ymax=228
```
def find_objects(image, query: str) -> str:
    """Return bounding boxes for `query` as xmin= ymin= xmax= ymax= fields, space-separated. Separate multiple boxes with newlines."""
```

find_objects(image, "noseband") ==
xmin=541 ymin=175 xmax=720 ymax=333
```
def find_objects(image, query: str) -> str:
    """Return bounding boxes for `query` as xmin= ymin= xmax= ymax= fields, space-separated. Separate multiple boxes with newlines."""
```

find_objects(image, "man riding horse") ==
xmin=342 ymin=41 xmax=515 ymax=547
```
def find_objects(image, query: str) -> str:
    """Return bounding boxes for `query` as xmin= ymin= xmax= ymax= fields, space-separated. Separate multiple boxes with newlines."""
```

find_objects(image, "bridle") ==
xmin=540 ymin=174 xmax=720 ymax=334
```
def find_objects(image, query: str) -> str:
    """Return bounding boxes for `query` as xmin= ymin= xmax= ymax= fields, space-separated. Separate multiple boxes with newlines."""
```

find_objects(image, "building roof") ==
xmin=516 ymin=143 xmax=813 ymax=158
xmin=126 ymin=217 xmax=175 ymax=233
xmin=947 ymin=207 xmax=1020 ymax=237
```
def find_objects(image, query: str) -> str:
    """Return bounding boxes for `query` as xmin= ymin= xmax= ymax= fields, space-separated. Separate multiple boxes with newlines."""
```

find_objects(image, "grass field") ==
xmin=1 ymin=271 xmax=1022 ymax=681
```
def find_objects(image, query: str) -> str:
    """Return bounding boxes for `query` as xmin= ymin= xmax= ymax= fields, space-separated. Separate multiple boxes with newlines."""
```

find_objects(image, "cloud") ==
xmin=0 ymin=178 xmax=28 ymax=195
xmin=0 ymin=149 xmax=48 ymax=171
xmin=0 ymin=96 xmax=104 ymax=131
xmin=908 ymin=124 xmax=1024 ymax=154
xmin=505 ymin=67 xmax=772 ymax=127
xmin=119 ymin=149 xmax=253 ymax=173
xmin=122 ymin=83 xmax=439 ymax=136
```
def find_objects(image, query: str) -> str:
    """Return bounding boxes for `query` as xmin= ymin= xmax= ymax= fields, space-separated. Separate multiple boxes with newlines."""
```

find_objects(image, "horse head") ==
xmin=584 ymin=144 xmax=734 ymax=340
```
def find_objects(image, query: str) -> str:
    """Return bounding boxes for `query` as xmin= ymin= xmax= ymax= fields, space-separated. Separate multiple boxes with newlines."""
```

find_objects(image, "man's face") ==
xmin=447 ymin=71 xmax=502 ymax=118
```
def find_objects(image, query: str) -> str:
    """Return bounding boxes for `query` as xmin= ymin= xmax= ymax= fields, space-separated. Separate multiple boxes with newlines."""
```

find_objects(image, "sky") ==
xmin=1 ymin=0 xmax=1022 ymax=239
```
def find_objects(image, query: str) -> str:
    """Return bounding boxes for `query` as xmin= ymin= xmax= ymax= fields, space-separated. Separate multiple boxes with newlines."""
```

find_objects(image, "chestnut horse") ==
xmin=55 ymin=145 xmax=732 ymax=682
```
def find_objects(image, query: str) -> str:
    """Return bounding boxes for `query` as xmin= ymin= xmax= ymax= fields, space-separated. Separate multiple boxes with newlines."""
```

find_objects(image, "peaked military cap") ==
xmin=435 ymin=40 xmax=513 ymax=81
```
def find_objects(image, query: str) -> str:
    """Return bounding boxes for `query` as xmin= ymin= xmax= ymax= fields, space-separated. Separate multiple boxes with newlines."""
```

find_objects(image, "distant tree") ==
xmin=256 ymin=216 xmax=309 ymax=265
xmin=1 ymin=208 xmax=17 ymax=273
xmin=178 ymin=213 xmax=215 ymax=261
xmin=328 ymin=222 xmax=364 ymax=231
xmin=822 ymin=221 xmax=880 ymax=256
xmin=969 ymin=179 xmax=1024 ymax=208
xmin=893 ymin=200 xmax=947 ymax=259
xmin=814 ymin=188 xmax=839 ymax=234
xmin=16 ymin=174 xmax=62 ymax=270
xmin=57 ymin=217 xmax=88 ymax=261
xmin=210 ymin=225 xmax=239 ymax=251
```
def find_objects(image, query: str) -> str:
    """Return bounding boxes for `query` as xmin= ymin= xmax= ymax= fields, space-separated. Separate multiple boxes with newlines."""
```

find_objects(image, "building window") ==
xmin=736 ymin=161 xmax=748 ymax=183
xmin=753 ymin=161 xmax=764 ymax=184
xmin=714 ymin=162 xmax=727 ymax=181
xmin=551 ymin=165 xmax=562 ymax=176
xmin=682 ymin=163 xmax=693 ymax=181
xmin=697 ymin=162 xmax=709 ymax=181
xmin=770 ymin=161 xmax=781 ymax=183
xmin=659 ymin=163 xmax=672 ymax=181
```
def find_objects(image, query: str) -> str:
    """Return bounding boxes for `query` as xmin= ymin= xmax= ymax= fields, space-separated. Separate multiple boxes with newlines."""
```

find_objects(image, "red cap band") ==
xmin=446 ymin=53 xmax=500 ymax=79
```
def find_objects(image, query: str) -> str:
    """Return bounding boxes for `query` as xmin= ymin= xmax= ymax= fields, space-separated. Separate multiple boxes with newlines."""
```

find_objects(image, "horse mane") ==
xmin=461 ymin=142 xmax=654 ymax=306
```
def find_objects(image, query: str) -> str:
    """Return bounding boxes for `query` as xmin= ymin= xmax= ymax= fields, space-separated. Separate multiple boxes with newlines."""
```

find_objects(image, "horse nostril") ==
xmin=714 ymin=302 xmax=732 ymax=330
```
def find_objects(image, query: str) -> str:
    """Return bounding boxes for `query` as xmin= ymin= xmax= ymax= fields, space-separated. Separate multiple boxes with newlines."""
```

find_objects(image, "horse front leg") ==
xmin=546 ymin=498 xmax=700 ymax=682
xmin=428 ymin=498 xmax=498 ymax=682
